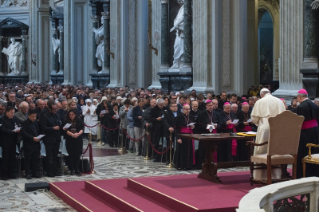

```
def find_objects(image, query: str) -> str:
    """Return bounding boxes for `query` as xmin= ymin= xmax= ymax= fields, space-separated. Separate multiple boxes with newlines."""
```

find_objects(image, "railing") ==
xmin=237 ymin=177 xmax=319 ymax=212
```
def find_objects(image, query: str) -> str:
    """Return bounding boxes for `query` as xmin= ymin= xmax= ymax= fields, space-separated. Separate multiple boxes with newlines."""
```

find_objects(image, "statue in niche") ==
xmin=1 ymin=38 xmax=22 ymax=75
xmin=93 ymin=17 xmax=105 ymax=73
xmin=52 ymin=37 xmax=61 ymax=62
xmin=169 ymin=0 xmax=185 ymax=71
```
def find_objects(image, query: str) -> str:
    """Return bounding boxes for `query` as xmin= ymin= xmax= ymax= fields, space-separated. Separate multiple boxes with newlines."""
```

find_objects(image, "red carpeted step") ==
xmin=50 ymin=181 xmax=121 ymax=212
xmin=127 ymin=172 xmax=259 ymax=212
xmin=85 ymin=179 xmax=173 ymax=212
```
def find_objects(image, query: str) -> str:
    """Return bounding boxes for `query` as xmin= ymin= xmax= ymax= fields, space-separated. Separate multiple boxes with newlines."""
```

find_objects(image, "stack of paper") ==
xmin=187 ymin=122 xmax=196 ymax=127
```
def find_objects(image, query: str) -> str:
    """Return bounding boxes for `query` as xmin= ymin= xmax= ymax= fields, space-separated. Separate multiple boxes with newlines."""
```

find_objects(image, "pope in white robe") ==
xmin=83 ymin=99 xmax=98 ymax=135
xmin=251 ymin=88 xmax=286 ymax=180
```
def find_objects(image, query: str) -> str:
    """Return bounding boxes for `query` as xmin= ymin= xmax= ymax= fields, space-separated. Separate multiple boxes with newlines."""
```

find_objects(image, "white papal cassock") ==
xmin=251 ymin=93 xmax=286 ymax=180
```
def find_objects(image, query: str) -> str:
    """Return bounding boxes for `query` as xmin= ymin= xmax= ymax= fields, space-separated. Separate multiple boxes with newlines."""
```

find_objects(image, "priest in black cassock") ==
xmin=175 ymin=104 xmax=195 ymax=170
xmin=296 ymin=89 xmax=319 ymax=178
xmin=196 ymin=100 xmax=221 ymax=167
xmin=219 ymin=102 xmax=238 ymax=162
xmin=236 ymin=102 xmax=253 ymax=161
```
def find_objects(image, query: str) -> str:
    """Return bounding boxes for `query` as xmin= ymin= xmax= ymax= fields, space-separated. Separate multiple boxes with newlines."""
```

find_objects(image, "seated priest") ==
xmin=175 ymin=104 xmax=195 ymax=170
xmin=251 ymin=88 xmax=286 ymax=180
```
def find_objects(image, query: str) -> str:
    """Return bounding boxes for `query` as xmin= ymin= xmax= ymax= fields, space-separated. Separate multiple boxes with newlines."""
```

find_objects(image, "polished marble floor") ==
xmin=0 ymin=140 xmax=249 ymax=212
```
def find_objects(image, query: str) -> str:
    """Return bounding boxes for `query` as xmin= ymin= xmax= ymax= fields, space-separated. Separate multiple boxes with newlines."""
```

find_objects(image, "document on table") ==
xmin=187 ymin=122 xmax=196 ymax=127
xmin=63 ymin=123 xmax=72 ymax=129
xmin=246 ymin=131 xmax=257 ymax=135
xmin=231 ymin=119 xmax=239 ymax=124
xmin=35 ymin=134 xmax=45 ymax=139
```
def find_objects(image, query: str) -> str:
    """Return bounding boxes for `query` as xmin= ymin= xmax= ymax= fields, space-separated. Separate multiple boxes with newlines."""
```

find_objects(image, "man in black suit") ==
xmin=21 ymin=109 xmax=41 ymax=179
xmin=163 ymin=103 xmax=180 ymax=165
xmin=149 ymin=99 xmax=165 ymax=162
xmin=40 ymin=100 xmax=61 ymax=177
xmin=0 ymin=106 xmax=20 ymax=180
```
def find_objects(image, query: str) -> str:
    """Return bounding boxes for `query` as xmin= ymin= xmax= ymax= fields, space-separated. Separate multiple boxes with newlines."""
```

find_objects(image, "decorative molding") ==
xmin=161 ymin=0 xmax=169 ymax=4
xmin=0 ymin=0 xmax=27 ymax=7
xmin=90 ymin=15 xmax=99 ymax=23
xmin=76 ymin=5 xmax=83 ymax=84
xmin=222 ymin=0 xmax=231 ymax=87
xmin=101 ymin=11 xmax=110 ymax=20
xmin=57 ymin=25 xmax=63 ymax=32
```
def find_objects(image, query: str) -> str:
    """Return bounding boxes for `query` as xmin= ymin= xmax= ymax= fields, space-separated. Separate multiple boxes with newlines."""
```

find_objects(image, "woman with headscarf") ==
xmin=82 ymin=99 xmax=98 ymax=141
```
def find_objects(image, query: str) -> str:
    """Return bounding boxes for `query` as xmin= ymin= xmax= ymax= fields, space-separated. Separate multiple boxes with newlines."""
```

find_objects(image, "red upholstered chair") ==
xmin=247 ymin=111 xmax=304 ymax=185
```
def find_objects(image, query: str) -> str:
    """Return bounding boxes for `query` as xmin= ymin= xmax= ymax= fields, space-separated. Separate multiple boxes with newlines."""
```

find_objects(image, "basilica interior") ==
xmin=1 ymin=0 xmax=319 ymax=211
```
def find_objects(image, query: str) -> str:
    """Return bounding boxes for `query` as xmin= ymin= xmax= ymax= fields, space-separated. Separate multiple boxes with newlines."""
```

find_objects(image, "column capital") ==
xmin=91 ymin=15 xmax=99 ymax=22
xmin=161 ymin=0 xmax=169 ymax=4
xmin=101 ymin=12 xmax=110 ymax=20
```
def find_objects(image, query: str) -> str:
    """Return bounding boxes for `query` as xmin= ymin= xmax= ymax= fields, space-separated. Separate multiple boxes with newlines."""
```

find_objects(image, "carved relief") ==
xmin=222 ymin=0 xmax=231 ymax=87
xmin=1 ymin=0 xmax=27 ymax=7
xmin=127 ymin=0 xmax=137 ymax=85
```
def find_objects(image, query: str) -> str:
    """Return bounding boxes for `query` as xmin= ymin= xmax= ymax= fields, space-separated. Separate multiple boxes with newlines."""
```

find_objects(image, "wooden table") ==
xmin=179 ymin=133 xmax=255 ymax=183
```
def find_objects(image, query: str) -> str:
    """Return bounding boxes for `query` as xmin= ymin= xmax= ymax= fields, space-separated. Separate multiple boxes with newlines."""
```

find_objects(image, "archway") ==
xmin=258 ymin=10 xmax=273 ymax=85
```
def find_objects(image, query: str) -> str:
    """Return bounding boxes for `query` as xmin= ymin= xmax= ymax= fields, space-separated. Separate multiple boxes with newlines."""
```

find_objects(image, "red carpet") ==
xmin=50 ymin=171 xmax=260 ymax=212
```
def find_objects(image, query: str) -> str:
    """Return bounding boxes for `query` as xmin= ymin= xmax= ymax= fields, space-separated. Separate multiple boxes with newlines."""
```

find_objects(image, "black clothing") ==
xmin=190 ymin=110 xmax=199 ymax=122
xmin=236 ymin=111 xmax=254 ymax=161
xmin=175 ymin=113 xmax=195 ymax=169
xmin=149 ymin=106 xmax=165 ymax=161
xmin=40 ymin=112 xmax=62 ymax=175
xmin=196 ymin=110 xmax=221 ymax=167
xmin=163 ymin=110 xmax=180 ymax=162
xmin=218 ymin=100 xmax=226 ymax=110
xmin=296 ymin=99 xmax=319 ymax=178
xmin=21 ymin=119 xmax=40 ymax=176
xmin=64 ymin=118 xmax=84 ymax=173
xmin=106 ymin=110 xmax=120 ymax=147
xmin=132 ymin=106 xmax=144 ymax=128
xmin=0 ymin=115 xmax=19 ymax=178
xmin=198 ymin=103 xmax=206 ymax=112
xmin=218 ymin=111 xmax=238 ymax=162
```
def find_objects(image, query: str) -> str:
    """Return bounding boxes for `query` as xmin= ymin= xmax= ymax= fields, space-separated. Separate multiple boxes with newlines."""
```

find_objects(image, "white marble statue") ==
xmin=1 ymin=38 xmax=23 ymax=75
xmin=311 ymin=0 xmax=319 ymax=9
xmin=93 ymin=25 xmax=104 ymax=70
xmin=169 ymin=0 xmax=185 ymax=70
xmin=52 ymin=37 xmax=61 ymax=62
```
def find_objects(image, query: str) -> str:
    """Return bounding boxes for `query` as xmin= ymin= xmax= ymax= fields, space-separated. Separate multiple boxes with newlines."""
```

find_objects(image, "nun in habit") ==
xmin=82 ymin=99 xmax=98 ymax=140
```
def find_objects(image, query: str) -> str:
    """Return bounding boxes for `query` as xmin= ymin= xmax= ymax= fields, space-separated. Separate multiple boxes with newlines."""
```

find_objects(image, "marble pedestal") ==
xmin=0 ymin=75 xmax=29 ymax=84
xmin=158 ymin=71 xmax=193 ymax=93
xmin=50 ymin=74 xmax=64 ymax=85
xmin=90 ymin=73 xmax=110 ymax=89
xmin=300 ymin=69 xmax=319 ymax=99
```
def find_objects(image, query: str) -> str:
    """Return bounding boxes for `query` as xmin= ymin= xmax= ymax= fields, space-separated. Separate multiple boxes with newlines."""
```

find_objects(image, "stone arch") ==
xmin=258 ymin=0 xmax=280 ymax=84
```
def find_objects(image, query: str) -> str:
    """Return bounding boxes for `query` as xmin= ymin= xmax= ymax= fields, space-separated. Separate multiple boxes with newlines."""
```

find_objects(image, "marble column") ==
xmin=20 ymin=32 xmax=28 ymax=76
xmin=302 ymin=0 xmax=318 ymax=68
xmin=160 ymin=0 xmax=169 ymax=70
xmin=57 ymin=19 xmax=64 ymax=75
xmin=51 ymin=18 xmax=58 ymax=75
xmin=0 ymin=36 xmax=3 ymax=75
xmin=91 ymin=16 xmax=99 ymax=73
xmin=273 ymin=0 xmax=303 ymax=97
xmin=183 ymin=0 xmax=192 ymax=69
